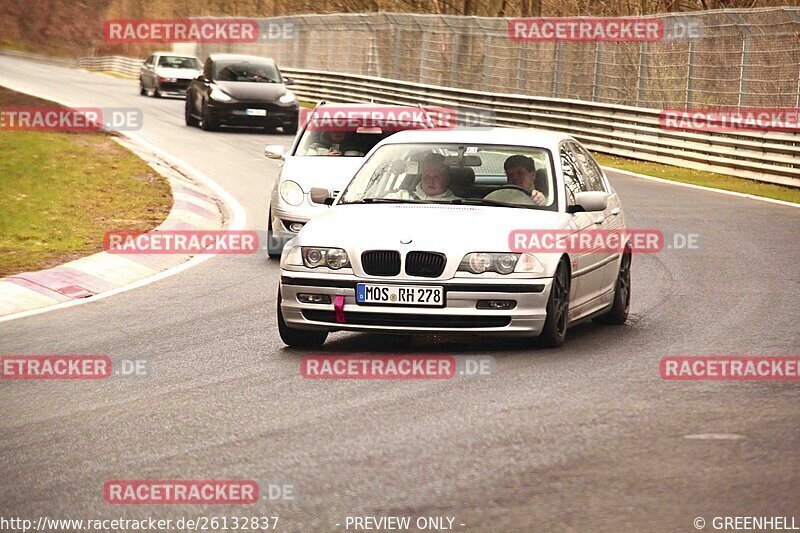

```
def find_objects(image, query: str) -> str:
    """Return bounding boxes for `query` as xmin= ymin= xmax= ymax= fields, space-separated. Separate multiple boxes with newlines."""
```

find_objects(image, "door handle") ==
xmin=593 ymin=217 xmax=604 ymax=225
xmin=611 ymin=207 xmax=620 ymax=216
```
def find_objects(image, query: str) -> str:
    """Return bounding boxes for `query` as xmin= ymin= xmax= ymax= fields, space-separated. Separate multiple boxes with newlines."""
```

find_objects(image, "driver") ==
xmin=386 ymin=153 xmax=460 ymax=201
xmin=315 ymin=130 xmax=351 ymax=155
xmin=503 ymin=155 xmax=546 ymax=206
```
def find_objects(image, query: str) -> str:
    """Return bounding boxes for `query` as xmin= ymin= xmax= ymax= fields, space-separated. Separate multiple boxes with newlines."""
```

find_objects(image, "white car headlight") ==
xmin=278 ymin=91 xmax=297 ymax=104
xmin=279 ymin=180 xmax=304 ymax=206
xmin=302 ymin=247 xmax=350 ymax=270
xmin=209 ymin=87 xmax=232 ymax=102
xmin=458 ymin=253 xmax=520 ymax=275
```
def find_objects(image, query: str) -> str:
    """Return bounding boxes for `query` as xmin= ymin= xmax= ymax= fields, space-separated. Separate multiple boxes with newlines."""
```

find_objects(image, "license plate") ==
xmin=245 ymin=108 xmax=267 ymax=116
xmin=356 ymin=284 xmax=444 ymax=307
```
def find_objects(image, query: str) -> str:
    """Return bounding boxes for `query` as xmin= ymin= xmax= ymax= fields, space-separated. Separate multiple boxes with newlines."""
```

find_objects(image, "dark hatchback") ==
xmin=185 ymin=54 xmax=299 ymax=133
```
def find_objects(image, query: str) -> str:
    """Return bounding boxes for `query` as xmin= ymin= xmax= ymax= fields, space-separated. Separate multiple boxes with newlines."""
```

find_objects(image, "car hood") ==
xmin=282 ymin=156 xmax=365 ymax=193
xmin=213 ymin=81 xmax=286 ymax=102
xmin=298 ymin=204 xmax=573 ymax=253
xmin=155 ymin=67 xmax=200 ymax=80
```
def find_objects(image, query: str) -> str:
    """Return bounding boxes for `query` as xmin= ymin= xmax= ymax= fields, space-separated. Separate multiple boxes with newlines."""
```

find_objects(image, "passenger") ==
xmin=503 ymin=155 xmax=546 ymax=206
xmin=386 ymin=153 xmax=460 ymax=201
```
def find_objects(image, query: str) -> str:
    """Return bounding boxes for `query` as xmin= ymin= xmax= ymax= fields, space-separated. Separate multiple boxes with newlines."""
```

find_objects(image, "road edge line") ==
xmin=602 ymin=166 xmax=799 ymax=209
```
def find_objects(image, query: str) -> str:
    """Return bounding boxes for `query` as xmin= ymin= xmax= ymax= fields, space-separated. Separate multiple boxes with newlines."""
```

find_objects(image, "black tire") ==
xmin=139 ymin=79 xmax=147 ymax=96
xmin=153 ymin=84 xmax=162 ymax=98
xmin=277 ymin=289 xmax=327 ymax=347
xmin=282 ymin=121 xmax=298 ymax=135
xmin=201 ymin=101 xmax=219 ymax=131
xmin=184 ymin=97 xmax=199 ymax=127
xmin=593 ymin=250 xmax=631 ymax=325
xmin=538 ymin=260 xmax=570 ymax=348
xmin=266 ymin=215 xmax=282 ymax=259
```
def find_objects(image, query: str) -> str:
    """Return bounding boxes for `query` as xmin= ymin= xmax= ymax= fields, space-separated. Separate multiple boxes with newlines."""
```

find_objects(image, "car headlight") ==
xmin=278 ymin=91 xmax=297 ymax=104
xmin=302 ymin=247 xmax=350 ymax=269
xmin=458 ymin=252 xmax=520 ymax=275
xmin=279 ymin=180 xmax=304 ymax=206
xmin=158 ymin=76 xmax=177 ymax=83
xmin=209 ymin=87 xmax=232 ymax=102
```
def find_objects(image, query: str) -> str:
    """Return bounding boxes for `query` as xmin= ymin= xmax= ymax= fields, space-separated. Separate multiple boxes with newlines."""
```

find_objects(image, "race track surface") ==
xmin=1 ymin=57 xmax=799 ymax=532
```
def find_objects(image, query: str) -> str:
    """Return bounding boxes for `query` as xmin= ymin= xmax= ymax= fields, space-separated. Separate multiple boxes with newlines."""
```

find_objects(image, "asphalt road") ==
xmin=1 ymin=56 xmax=799 ymax=532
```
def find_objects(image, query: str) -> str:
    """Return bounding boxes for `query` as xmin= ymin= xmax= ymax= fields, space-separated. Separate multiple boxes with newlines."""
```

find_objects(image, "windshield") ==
xmin=338 ymin=143 xmax=557 ymax=210
xmin=157 ymin=56 xmax=201 ymax=69
xmin=295 ymin=125 xmax=397 ymax=157
xmin=213 ymin=60 xmax=280 ymax=83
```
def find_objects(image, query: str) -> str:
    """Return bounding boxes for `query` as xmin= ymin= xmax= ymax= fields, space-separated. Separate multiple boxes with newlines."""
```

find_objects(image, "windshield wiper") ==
xmin=449 ymin=198 xmax=533 ymax=209
xmin=358 ymin=198 xmax=426 ymax=204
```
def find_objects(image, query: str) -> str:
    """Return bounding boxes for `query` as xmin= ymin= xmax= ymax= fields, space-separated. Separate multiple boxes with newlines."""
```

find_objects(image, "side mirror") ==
xmin=310 ymin=187 xmax=334 ymax=206
xmin=567 ymin=191 xmax=608 ymax=213
xmin=264 ymin=145 xmax=285 ymax=159
xmin=284 ymin=76 xmax=295 ymax=85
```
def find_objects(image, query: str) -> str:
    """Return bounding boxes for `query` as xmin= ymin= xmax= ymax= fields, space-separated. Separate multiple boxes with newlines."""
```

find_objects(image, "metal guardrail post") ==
xmin=726 ymin=12 xmax=751 ymax=108
xmin=636 ymin=42 xmax=648 ymax=107
xmin=593 ymin=42 xmax=603 ymax=102
xmin=451 ymin=32 xmax=461 ymax=90
xmin=685 ymin=41 xmax=696 ymax=108
xmin=518 ymin=43 xmax=528 ymax=95
xmin=784 ymin=9 xmax=800 ymax=107
xmin=483 ymin=36 xmax=493 ymax=92
xmin=419 ymin=31 xmax=430 ymax=84
xmin=552 ymin=41 xmax=562 ymax=98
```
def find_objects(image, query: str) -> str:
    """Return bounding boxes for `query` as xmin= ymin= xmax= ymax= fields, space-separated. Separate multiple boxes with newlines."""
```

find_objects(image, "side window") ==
xmin=560 ymin=146 xmax=583 ymax=205
xmin=571 ymin=142 xmax=607 ymax=193
xmin=144 ymin=55 xmax=154 ymax=66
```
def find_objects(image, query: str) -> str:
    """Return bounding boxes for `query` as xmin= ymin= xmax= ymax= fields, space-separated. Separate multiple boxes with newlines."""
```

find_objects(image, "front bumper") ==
xmin=279 ymin=272 xmax=553 ymax=336
xmin=158 ymin=79 xmax=192 ymax=95
xmin=208 ymin=101 xmax=298 ymax=127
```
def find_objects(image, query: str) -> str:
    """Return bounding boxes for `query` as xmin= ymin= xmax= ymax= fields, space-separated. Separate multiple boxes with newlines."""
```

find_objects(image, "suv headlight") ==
xmin=458 ymin=252 xmax=544 ymax=275
xmin=279 ymin=91 xmax=297 ymax=104
xmin=279 ymin=180 xmax=304 ymax=206
xmin=209 ymin=87 xmax=232 ymax=102
xmin=302 ymin=247 xmax=350 ymax=269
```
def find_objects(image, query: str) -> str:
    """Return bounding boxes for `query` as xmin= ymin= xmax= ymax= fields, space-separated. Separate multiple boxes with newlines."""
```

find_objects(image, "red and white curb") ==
xmin=0 ymin=135 xmax=234 ymax=320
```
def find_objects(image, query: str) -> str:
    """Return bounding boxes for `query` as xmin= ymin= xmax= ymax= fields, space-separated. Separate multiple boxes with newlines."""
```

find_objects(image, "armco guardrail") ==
xmin=1 ymin=49 xmax=796 ymax=188
xmin=281 ymin=67 xmax=800 ymax=188
xmin=0 ymin=50 xmax=141 ymax=77
xmin=0 ymin=49 xmax=76 ymax=68
xmin=76 ymin=56 xmax=141 ymax=77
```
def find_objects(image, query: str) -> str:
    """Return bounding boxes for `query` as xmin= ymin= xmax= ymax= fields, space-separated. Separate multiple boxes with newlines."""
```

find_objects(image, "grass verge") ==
xmin=0 ymin=86 xmax=172 ymax=277
xmin=594 ymin=153 xmax=799 ymax=204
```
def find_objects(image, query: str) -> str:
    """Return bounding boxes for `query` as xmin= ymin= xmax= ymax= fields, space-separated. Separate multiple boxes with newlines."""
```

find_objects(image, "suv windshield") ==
xmin=214 ymin=60 xmax=280 ymax=83
xmin=157 ymin=56 xmax=201 ymax=69
xmin=339 ymin=143 xmax=557 ymax=210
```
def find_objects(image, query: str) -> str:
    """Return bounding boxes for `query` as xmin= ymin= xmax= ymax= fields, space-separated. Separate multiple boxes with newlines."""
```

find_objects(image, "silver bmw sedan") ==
xmin=277 ymin=127 xmax=631 ymax=348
